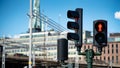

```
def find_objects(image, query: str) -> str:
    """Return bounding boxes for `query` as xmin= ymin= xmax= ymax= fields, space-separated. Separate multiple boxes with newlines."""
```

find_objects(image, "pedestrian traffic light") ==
xmin=0 ymin=45 xmax=3 ymax=57
xmin=93 ymin=20 xmax=107 ymax=48
xmin=57 ymin=38 xmax=68 ymax=62
xmin=0 ymin=45 xmax=3 ymax=53
xmin=67 ymin=8 xmax=83 ymax=51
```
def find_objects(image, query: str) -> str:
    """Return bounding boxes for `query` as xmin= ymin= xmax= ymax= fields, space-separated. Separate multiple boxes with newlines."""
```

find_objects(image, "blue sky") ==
xmin=0 ymin=0 xmax=120 ymax=37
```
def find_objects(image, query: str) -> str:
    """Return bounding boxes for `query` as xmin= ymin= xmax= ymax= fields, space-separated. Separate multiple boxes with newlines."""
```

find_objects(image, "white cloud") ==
xmin=114 ymin=11 xmax=120 ymax=20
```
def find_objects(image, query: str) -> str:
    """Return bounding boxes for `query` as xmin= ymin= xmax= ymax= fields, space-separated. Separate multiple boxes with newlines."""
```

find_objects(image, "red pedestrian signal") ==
xmin=93 ymin=20 xmax=107 ymax=48
xmin=98 ymin=23 xmax=102 ymax=32
xmin=95 ymin=22 xmax=105 ymax=32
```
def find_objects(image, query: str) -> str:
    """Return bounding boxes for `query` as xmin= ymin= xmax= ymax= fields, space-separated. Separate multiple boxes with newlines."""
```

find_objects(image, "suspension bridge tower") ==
xmin=28 ymin=0 xmax=44 ymax=33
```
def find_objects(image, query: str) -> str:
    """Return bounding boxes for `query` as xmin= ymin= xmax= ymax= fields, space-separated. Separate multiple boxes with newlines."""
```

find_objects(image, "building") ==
xmin=0 ymin=31 xmax=120 ymax=67
xmin=83 ymin=30 xmax=91 ymax=43
xmin=110 ymin=33 xmax=120 ymax=37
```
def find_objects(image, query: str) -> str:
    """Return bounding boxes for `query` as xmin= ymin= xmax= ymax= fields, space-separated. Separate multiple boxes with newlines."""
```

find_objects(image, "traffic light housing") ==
xmin=0 ymin=45 xmax=3 ymax=53
xmin=0 ymin=45 xmax=3 ymax=57
xmin=57 ymin=38 xmax=68 ymax=62
xmin=93 ymin=20 xmax=107 ymax=48
xmin=67 ymin=8 xmax=83 ymax=51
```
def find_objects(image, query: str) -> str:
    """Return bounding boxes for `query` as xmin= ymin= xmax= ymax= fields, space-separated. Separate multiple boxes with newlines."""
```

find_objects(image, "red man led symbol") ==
xmin=95 ymin=22 xmax=104 ymax=32
xmin=98 ymin=23 xmax=102 ymax=32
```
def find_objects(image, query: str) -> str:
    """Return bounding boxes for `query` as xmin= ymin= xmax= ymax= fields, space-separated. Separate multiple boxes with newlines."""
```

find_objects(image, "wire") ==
xmin=33 ymin=12 xmax=67 ymax=32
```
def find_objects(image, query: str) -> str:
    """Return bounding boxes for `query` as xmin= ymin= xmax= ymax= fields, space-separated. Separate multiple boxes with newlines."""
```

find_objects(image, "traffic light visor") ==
xmin=67 ymin=33 xmax=79 ymax=40
xmin=67 ymin=21 xmax=79 ymax=30
xmin=67 ymin=10 xmax=79 ymax=19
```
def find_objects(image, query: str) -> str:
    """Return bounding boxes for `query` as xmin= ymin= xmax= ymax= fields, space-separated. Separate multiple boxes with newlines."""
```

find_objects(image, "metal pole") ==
xmin=32 ymin=45 xmax=35 ymax=67
xmin=2 ymin=45 xmax=5 ymax=68
xmin=29 ymin=0 xmax=33 ymax=68
xmin=2 ymin=46 xmax=5 ymax=68
xmin=85 ymin=49 xmax=94 ymax=68
xmin=2 ymin=36 xmax=5 ymax=68
xmin=75 ymin=49 xmax=79 ymax=68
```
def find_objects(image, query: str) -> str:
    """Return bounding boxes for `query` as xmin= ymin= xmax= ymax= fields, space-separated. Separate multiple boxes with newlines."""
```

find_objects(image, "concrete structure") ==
xmin=28 ymin=0 xmax=43 ymax=32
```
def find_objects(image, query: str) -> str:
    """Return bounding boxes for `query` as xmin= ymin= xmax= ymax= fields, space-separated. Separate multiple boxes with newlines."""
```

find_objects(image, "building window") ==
xmin=71 ymin=46 xmax=74 ymax=49
xmin=112 ymin=49 xmax=114 ymax=54
xmin=108 ymin=44 xmax=109 ymax=48
xmin=108 ymin=49 xmax=109 ymax=54
xmin=12 ymin=50 xmax=14 ymax=53
xmin=112 ymin=44 xmax=114 ymax=54
xmin=108 ymin=56 xmax=110 ymax=62
xmin=116 ymin=44 xmax=118 ymax=48
xmin=54 ymin=52 xmax=56 ymax=55
xmin=104 ymin=56 xmax=106 ymax=62
xmin=54 ymin=47 xmax=57 ymax=50
xmin=103 ymin=47 xmax=105 ymax=54
xmin=88 ymin=46 xmax=90 ymax=49
xmin=79 ymin=57 xmax=81 ymax=60
xmin=107 ymin=44 xmax=109 ymax=54
xmin=116 ymin=44 xmax=118 ymax=54
xmin=116 ymin=49 xmax=118 ymax=54
xmin=74 ymin=52 xmax=76 ymax=54
xmin=112 ymin=44 xmax=114 ymax=48
xmin=116 ymin=56 xmax=118 ymax=64
xmin=112 ymin=56 xmax=114 ymax=63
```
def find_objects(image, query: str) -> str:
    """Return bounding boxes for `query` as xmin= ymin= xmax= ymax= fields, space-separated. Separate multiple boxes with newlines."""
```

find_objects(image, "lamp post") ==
xmin=2 ymin=36 xmax=5 ymax=68
xmin=29 ymin=0 xmax=33 ymax=68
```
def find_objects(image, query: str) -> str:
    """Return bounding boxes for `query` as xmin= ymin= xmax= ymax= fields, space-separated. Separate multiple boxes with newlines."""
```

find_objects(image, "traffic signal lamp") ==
xmin=0 ymin=45 xmax=3 ymax=53
xmin=67 ymin=8 xmax=83 ymax=51
xmin=0 ymin=45 xmax=3 ymax=57
xmin=93 ymin=20 xmax=107 ymax=48
xmin=57 ymin=38 xmax=68 ymax=62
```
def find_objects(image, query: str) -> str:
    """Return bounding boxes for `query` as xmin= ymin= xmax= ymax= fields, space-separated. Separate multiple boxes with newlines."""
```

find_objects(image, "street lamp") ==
xmin=29 ymin=0 xmax=33 ymax=68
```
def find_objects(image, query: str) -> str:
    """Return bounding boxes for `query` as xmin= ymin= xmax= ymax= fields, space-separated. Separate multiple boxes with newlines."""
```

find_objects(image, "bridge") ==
xmin=0 ymin=55 xmax=60 ymax=68
xmin=1 ymin=54 xmax=120 ymax=68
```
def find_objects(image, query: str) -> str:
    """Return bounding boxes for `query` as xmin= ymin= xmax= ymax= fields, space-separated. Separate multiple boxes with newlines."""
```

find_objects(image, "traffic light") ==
xmin=0 ymin=45 xmax=3 ymax=57
xmin=93 ymin=20 xmax=107 ymax=48
xmin=57 ymin=38 xmax=68 ymax=62
xmin=67 ymin=8 xmax=83 ymax=51
xmin=0 ymin=45 xmax=3 ymax=53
